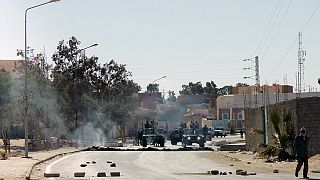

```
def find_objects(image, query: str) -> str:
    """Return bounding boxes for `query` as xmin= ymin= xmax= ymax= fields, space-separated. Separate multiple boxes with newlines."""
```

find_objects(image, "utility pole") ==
xmin=255 ymin=56 xmax=260 ymax=86
xmin=297 ymin=32 xmax=307 ymax=98
xmin=243 ymin=56 xmax=260 ymax=107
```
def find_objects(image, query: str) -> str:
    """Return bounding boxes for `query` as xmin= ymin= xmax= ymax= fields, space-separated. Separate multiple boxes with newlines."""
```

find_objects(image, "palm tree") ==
xmin=254 ymin=110 xmax=294 ymax=161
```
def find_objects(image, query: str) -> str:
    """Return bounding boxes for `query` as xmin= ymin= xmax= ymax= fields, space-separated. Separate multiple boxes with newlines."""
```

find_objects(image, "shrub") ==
xmin=0 ymin=151 xmax=7 ymax=160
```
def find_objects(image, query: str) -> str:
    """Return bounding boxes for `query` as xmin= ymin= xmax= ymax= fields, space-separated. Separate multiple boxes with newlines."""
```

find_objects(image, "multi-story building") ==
xmin=216 ymin=91 xmax=320 ymax=130
xmin=232 ymin=84 xmax=293 ymax=94
xmin=136 ymin=92 xmax=163 ymax=109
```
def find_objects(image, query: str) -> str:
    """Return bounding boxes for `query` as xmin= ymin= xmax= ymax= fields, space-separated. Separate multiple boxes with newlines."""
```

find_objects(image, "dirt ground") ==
xmin=0 ymin=139 xmax=25 ymax=157
xmin=0 ymin=139 xmax=25 ymax=147
xmin=201 ymin=150 xmax=320 ymax=176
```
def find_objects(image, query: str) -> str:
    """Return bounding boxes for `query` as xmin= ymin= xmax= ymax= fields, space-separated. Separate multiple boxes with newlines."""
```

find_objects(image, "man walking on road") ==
xmin=294 ymin=127 xmax=309 ymax=178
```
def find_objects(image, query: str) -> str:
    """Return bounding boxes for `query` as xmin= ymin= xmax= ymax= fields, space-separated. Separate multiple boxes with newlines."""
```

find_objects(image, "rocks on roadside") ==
xmin=210 ymin=170 xmax=219 ymax=175
xmin=236 ymin=169 xmax=257 ymax=176
xmin=236 ymin=169 xmax=244 ymax=175
xmin=207 ymin=170 xmax=229 ymax=176
xmin=206 ymin=169 xmax=256 ymax=176
xmin=80 ymin=164 xmax=87 ymax=167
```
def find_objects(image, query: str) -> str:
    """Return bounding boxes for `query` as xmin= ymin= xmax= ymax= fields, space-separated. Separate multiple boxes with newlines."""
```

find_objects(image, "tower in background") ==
xmin=297 ymin=32 xmax=307 ymax=97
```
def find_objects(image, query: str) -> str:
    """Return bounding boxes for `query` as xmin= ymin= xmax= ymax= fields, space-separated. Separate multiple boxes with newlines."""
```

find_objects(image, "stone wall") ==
xmin=245 ymin=97 xmax=320 ymax=156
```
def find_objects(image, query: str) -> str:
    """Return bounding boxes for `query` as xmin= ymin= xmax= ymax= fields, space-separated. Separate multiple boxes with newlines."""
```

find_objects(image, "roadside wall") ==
xmin=244 ymin=108 xmax=264 ymax=151
xmin=245 ymin=97 xmax=320 ymax=156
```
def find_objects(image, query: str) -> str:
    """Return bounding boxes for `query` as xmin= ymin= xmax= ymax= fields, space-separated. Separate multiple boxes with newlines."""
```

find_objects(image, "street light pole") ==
xmin=24 ymin=0 xmax=60 ymax=158
xmin=73 ymin=44 xmax=98 ymax=146
xmin=148 ymin=76 xmax=166 ymax=126
xmin=152 ymin=76 xmax=167 ymax=84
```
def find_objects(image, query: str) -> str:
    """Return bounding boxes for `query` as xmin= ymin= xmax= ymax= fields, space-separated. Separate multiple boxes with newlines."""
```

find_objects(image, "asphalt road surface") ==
xmin=42 ymin=150 xmax=310 ymax=180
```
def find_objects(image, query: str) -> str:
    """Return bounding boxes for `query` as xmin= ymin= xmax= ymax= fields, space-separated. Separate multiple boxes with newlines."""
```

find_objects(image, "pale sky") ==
xmin=1 ymin=0 xmax=320 ymax=95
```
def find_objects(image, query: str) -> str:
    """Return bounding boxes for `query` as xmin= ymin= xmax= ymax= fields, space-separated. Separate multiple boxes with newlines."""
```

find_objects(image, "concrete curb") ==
xmin=25 ymin=148 xmax=84 ymax=180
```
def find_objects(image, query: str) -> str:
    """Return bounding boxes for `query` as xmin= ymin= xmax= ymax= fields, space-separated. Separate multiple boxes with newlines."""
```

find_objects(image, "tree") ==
xmin=204 ymin=81 xmax=218 ymax=95
xmin=51 ymin=36 xmax=100 ymax=132
xmin=147 ymin=83 xmax=159 ymax=93
xmin=0 ymin=69 xmax=17 ymax=153
xmin=27 ymin=58 xmax=66 ymax=149
xmin=110 ymin=79 xmax=140 ymax=142
xmin=167 ymin=90 xmax=177 ymax=102
xmin=218 ymin=85 xmax=233 ymax=95
xmin=179 ymin=82 xmax=204 ymax=95
xmin=51 ymin=36 xmax=141 ymax=142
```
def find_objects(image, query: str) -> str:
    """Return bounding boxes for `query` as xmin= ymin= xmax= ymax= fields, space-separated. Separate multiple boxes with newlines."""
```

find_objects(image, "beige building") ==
xmin=216 ymin=91 xmax=320 ymax=129
xmin=232 ymin=84 xmax=293 ymax=94
xmin=0 ymin=60 xmax=23 ymax=78
xmin=136 ymin=92 xmax=163 ymax=109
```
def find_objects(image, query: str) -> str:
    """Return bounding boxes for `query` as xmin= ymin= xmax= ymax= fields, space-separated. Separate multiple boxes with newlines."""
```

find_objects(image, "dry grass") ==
xmin=0 ymin=150 xmax=7 ymax=160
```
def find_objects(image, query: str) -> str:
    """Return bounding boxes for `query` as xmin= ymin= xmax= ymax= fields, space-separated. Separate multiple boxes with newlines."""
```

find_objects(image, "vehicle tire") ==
xmin=199 ymin=142 xmax=205 ymax=148
xmin=171 ymin=140 xmax=177 ymax=145
xmin=160 ymin=140 xmax=165 ymax=147
xmin=182 ymin=138 xmax=187 ymax=148
xmin=142 ymin=138 xmax=147 ymax=147
xmin=182 ymin=143 xmax=186 ymax=148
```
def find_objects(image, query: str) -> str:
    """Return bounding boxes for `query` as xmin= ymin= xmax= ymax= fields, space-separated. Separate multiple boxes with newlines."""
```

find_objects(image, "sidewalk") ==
xmin=0 ymin=147 xmax=78 ymax=180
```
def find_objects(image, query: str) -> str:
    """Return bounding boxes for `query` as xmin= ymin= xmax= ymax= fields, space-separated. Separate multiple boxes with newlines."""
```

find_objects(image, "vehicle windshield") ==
xmin=215 ymin=127 xmax=225 ymax=131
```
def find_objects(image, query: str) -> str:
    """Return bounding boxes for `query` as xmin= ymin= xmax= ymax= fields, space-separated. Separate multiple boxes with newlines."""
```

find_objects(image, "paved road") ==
xmin=42 ymin=150 xmax=307 ymax=180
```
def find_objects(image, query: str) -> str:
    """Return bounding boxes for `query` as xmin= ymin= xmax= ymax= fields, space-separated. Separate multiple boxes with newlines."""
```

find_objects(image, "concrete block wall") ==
xmin=295 ymin=97 xmax=320 ymax=156
xmin=244 ymin=108 xmax=264 ymax=151
xmin=245 ymin=97 xmax=320 ymax=156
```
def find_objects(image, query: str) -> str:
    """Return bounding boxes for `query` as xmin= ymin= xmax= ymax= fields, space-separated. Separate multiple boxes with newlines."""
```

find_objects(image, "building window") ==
xmin=238 ymin=113 xmax=243 ymax=120
xmin=222 ymin=113 xmax=229 ymax=120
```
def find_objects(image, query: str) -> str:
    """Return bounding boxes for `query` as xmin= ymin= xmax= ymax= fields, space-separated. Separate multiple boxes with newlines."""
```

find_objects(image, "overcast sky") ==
xmin=1 ymin=0 xmax=319 ymax=95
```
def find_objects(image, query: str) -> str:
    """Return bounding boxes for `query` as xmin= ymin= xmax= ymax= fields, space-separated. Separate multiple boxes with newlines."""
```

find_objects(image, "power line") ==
xmin=261 ymin=0 xmax=293 ymax=61
xmin=267 ymin=37 xmax=298 ymax=76
xmin=251 ymin=0 xmax=281 ymax=57
xmin=267 ymin=0 xmax=320 ymax=76
xmin=257 ymin=0 xmax=287 ymax=56
xmin=300 ymin=0 xmax=320 ymax=32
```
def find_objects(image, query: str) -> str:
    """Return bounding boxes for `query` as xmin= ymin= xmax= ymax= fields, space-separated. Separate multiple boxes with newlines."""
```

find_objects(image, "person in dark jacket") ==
xmin=294 ymin=127 xmax=309 ymax=178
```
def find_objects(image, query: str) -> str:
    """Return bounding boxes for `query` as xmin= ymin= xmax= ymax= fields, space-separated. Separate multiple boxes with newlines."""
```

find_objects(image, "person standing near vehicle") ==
xmin=294 ymin=127 xmax=309 ymax=178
